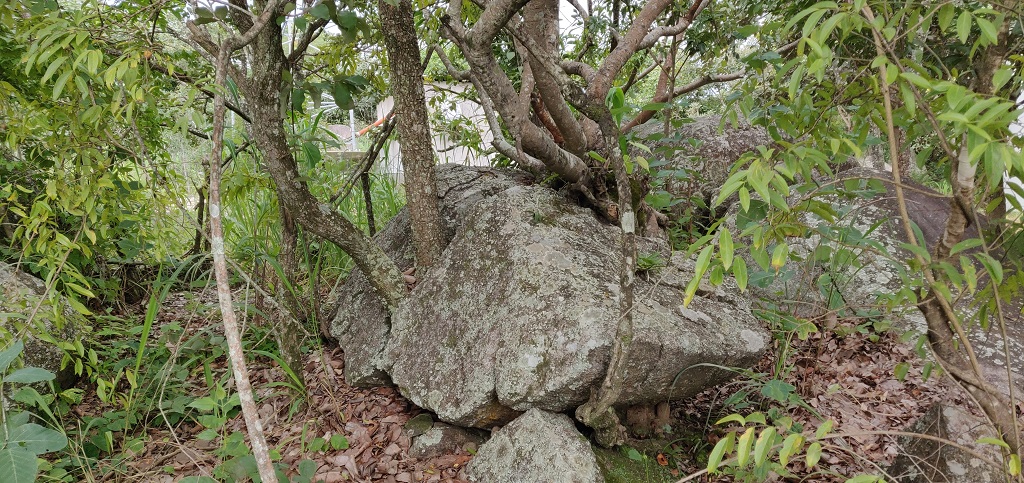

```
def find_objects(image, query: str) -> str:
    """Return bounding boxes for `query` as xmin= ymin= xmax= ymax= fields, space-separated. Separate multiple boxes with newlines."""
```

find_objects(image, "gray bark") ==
xmin=244 ymin=2 xmax=407 ymax=311
xmin=379 ymin=0 xmax=444 ymax=267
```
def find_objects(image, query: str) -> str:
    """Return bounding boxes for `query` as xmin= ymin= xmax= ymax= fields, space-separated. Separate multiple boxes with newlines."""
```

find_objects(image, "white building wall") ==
xmin=1009 ymin=94 xmax=1023 ymax=215
xmin=376 ymin=82 xmax=495 ymax=182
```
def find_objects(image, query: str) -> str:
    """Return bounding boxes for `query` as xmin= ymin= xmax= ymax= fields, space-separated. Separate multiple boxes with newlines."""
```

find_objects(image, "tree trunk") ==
xmin=245 ymin=5 xmax=407 ymax=311
xmin=379 ymin=0 xmax=444 ymax=268
xmin=208 ymin=45 xmax=278 ymax=483
xmin=275 ymin=203 xmax=305 ymax=371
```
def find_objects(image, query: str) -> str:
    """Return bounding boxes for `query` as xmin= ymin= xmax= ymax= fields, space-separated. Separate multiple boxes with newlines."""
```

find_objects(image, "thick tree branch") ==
xmin=287 ymin=18 xmax=329 ymax=64
xmin=560 ymin=60 xmax=596 ymax=81
xmin=589 ymin=0 xmax=675 ymax=98
xmin=198 ymin=0 xmax=286 ymax=478
xmin=469 ymin=0 xmax=532 ymax=44
xmin=524 ymin=0 xmax=588 ymax=154
xmin=637 ymin=0 xmax=709 ymax=51
xmin=443 ymin=14 xmax=592 ymax=185
xmin=434 ymin=47 xmax=471 ymax=81
xmin=622 ymin=71 xmax=742 ymax=132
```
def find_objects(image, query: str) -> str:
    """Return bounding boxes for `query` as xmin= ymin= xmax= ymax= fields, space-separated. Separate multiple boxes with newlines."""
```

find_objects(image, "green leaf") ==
xmin=7 ymin=423 xmax=68 ymax=454
xmin=684 ymin=245 xmax=714 ymax=307
xmin=898 ymin=242 xmax=931 ymax=262
xmin=188 ymin=397 xmax=218 ymax=412
xmin=706 ymin=432 xmax=734 ymax=473
xmin=197 ymin=428 xmax=219 ymax=441
xmin=738 ymin=187 xmax=750 ymax=212
xmin=736 ymin=427 xmax=755 ymax=466
xmin=65 ymin=296 xmax=91 ymax=315
xmin=770 ymin=243 xmax=789 ymax=272
xmin=0 ymin=447 xmax=38 ymax=483
xmin=761 ymin=379 xmax=795 ymax=402
xmin=993 ymin=67 xmax=1013 ymax=91
xmin=719 ymin=228 xmax=734 ymax=270
xmin=977 ymin=437 xmax=1010 ymax=449
xmin=5 ymin=367 xmax=55 ymax=384
xmin=975 ymin=253 xmax=1004 ymax=284
xmin=733 ymin=257 xmax=748 ymax=292
xmin=779 ymin=433 xmax=803 ymax=467
xmin=956 ymin=11 xmax=972 ymax=43
xmin=716 ymin=414 xmax=747 ymax=426
xmin=41 ymin=56 xmax=66 ymax=84
xmin=894 ymin=362 xmax=910 ymax=381
xmin=0 ymin=340 xmax=25 ymax=373
xmin=949 ymin=238 xmax=983 ymax=255
xmin=816 ymin=420 xmax=834 ymax=438
xmin=309 ymin=2 xmax=331 ymax=19
xmin=899 ymin=72 xmax=930 ymax=89
xmin=625 ymin=448 xmax=644 ymax=461
xmin=754 ymin=426 xmax=776 ymax=466
xmin=330 ymin=433 xmax=349 ymax=450
xmin=735 ymin=24 xmax=759 ymax=37
xmin=299 ymin=459 xmax=317 ymax=477
xmin=86 ymin=50 xmax=101 ymax=75
xmin=52 ymin=70 xmax=72 ymax=101
xmin=975 ymin=17 xmax=997 ymax=44
xmin=937 ymin=4 xmax=955 ymax=32
xmin=806 ymin=442 xmax=822 ymax=467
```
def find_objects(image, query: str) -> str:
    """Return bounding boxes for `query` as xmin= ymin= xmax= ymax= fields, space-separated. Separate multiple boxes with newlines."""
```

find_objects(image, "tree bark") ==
xmin=275 ymin=203 xmax=305 ymax=371
xmin=379 ymin=0 xmax=444 ymax=268
xmin=244 ymin=2 xmax=407 ymax=311
xmin=208 ymin=43 xmax=279 ymax=483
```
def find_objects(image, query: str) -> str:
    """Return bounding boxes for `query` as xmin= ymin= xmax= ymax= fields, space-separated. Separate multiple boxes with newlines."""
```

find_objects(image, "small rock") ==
xmin=467 ymin=409 xmax=603 ymax=483
xmin=409 ymin=422 xmax=486 ymax=459
xmin=404 ymin=413 xmax=434 ymax=438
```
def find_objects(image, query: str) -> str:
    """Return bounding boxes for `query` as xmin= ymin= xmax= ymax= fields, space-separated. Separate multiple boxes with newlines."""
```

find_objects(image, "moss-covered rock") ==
xmin=593 ymin=446 xmax=675 ymax=483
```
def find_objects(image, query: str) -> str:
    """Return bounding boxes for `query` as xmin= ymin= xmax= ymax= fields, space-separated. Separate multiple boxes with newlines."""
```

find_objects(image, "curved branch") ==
xmin=589 ymin=0 xmax=675 ymax=98
xmin=637 ymin=0 xmax=709 ymax=51
xmin=622 ymin=71 xmax=743 ymax=132
xmin=469 ymin=0 xmax=531 ymax=44
xmin=287 ymin=18 xmax=329 ymax=64
xmin=560 ymin=60 xmax=596 ymax=81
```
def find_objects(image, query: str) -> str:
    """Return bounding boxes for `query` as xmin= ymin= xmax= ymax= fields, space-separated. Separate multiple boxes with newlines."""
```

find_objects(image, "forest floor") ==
xmin=67 ymin=288 xmax=1002 ymax=482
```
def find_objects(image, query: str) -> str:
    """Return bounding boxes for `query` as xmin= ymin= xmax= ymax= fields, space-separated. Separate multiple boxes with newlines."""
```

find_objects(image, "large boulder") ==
xmin=327 ymin=164 xmax=530 ymax=385
xmin=0 ymin=263 xmax=84 ymax=389
xmin=466 ymin=409 xmax=603 ymax=483
xmin=383 ymin=184 xmax=768 ymax=428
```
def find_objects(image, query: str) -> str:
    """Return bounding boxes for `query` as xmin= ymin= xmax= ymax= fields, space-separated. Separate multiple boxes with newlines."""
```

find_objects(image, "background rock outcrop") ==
xmin=0 ymin=262 xmax=84 ymax=389
xmin=630 ymin=115 xmax=771 ymax=219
